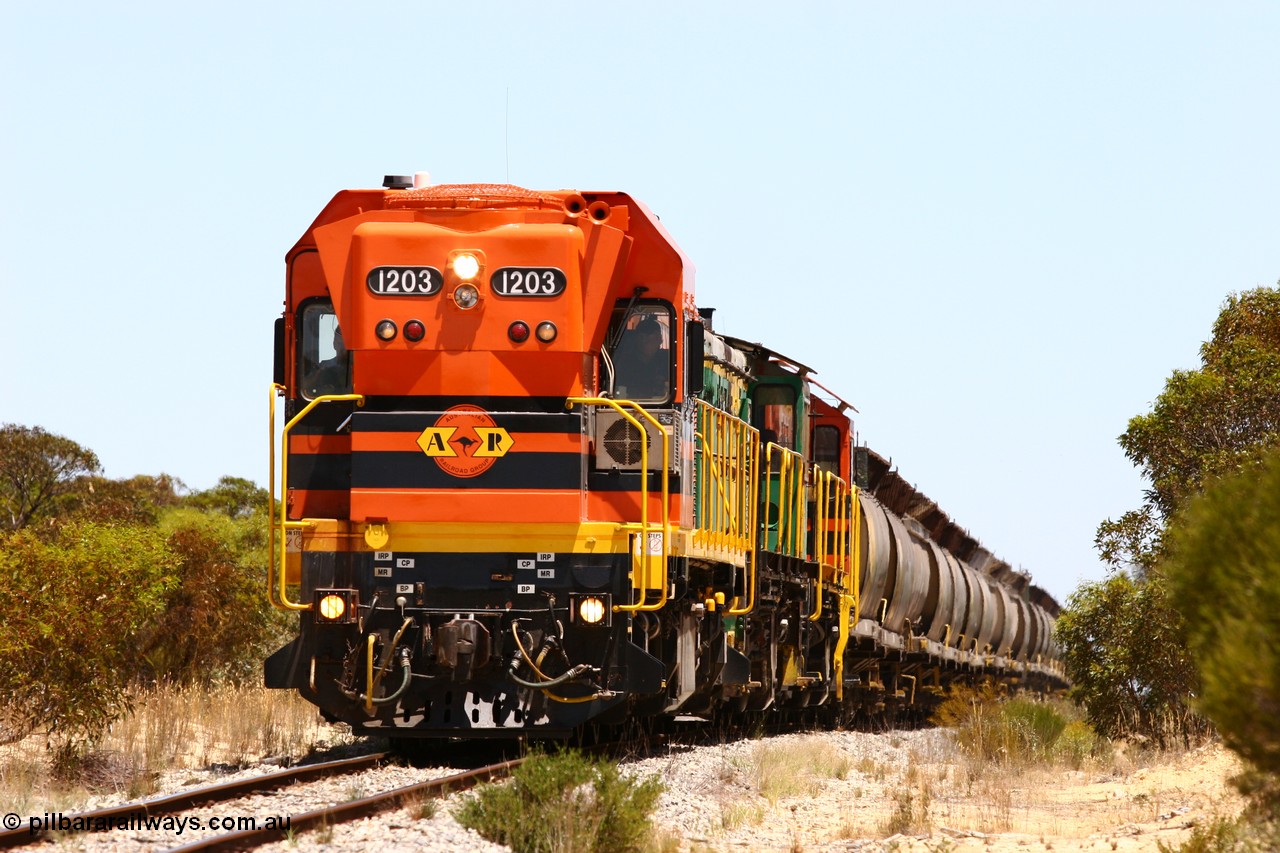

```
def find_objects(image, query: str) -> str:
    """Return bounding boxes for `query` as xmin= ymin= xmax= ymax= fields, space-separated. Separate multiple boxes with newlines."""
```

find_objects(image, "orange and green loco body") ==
xmin=266 ymin=179 xmax=1065 ymax=739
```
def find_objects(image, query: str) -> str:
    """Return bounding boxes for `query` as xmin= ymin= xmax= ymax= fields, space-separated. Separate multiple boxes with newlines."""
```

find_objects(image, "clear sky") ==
xmin=3 ymin=2 xmax=1277 ymax=603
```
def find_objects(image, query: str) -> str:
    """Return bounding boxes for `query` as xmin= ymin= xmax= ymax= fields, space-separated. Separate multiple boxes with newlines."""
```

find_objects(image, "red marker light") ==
xmin=508 ymin=321 xmax=530 ymax=343
xmin=404 ymin=320 xmax=426 ymax=342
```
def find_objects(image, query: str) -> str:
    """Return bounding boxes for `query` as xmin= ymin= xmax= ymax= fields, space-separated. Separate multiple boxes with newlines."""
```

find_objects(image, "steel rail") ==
xmin=166 ymin=757 xmax=527 ymax=853
xmin=0 ymin=751 xmax=390 ymax=849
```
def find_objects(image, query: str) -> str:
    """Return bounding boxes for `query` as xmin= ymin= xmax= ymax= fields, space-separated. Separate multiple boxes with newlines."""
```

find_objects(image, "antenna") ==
xmin=505 ymin=87 xmax=510 ymax=183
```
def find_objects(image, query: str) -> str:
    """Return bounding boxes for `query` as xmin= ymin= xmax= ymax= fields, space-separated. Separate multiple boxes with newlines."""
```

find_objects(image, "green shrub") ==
xmin=1054 ymin=720 xmax=1101 ymax=769
xmin=1164 ymin=449 xmax=1280 ymax=813
xmin=1054 ymin=572 xmax=1209 ymax=746
xmin=935 ymin=686 xmax=1101 ymax=767
xmin=141 ymin=507 xmax=285 ymax=685
xmin=0 ymin=522 xmax=177 ymax=752
xmin=456 ymin=750 xmax=663 ymax=853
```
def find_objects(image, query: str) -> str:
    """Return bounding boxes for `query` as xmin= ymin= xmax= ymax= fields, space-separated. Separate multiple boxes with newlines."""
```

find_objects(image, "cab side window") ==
xmin=299 ymin=302 xmax=351 ymax=399
xmin=813 ymin=425 xmax=841 ymax=473
xmin=609 ymin=305 xmax=672 ymax=403
xmin=754 ymin=385 xmax=796 ymax=449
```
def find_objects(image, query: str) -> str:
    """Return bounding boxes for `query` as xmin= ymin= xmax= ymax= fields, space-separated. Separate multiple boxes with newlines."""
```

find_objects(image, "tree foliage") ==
xmin=182 ymin=476 xmax=269 ymax=519
xmin=1064 ymin=286 xmax=1280 ymax=747
xmin=141 ymin=507 xmax=284 ymax=685
xmin=1055 ymin=572 xmax=1208 ymax=746
xmin=0 ymin=422 xmax=281 ymax=752
xmin=1117 ymin=288 xmax=1280 ymax=529
xmin=67 ymin=473 xmax=184 ymax=525
xmin=0 ymin=424 xmax=100 ymax=531
xmin=1164 ymin=450 xmax=1280 ymax=810
xmin=0 ymin=523 xmax=177 ymax=751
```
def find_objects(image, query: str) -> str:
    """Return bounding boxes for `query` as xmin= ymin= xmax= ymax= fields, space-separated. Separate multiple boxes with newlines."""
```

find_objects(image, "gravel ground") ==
xmin=254 ymin=728 xmax=954 ymax=853
xmin=254 ymin=728 xmax=1248 ymax=853
xmin=21 ymin=728 xmax=1248 ymax=853
xmin=623 ymin=728 xmax=952 ymax=852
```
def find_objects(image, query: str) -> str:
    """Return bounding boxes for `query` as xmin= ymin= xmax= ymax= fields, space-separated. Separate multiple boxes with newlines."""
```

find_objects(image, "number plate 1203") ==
xmin=366 ymin=266 xmax=443 ymax=295
xmin=491 ymin=267 xmax=565 ymax=296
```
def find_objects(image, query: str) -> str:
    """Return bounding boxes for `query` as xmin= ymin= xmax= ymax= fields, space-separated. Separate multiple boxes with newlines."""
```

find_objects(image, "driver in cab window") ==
xmin=613 ymin=317 xmax=669 ymax=401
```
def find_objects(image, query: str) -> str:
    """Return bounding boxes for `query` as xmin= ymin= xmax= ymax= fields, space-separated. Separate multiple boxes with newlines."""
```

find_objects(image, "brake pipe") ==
xmin=508 ymin=621 xmax=600 ymax=702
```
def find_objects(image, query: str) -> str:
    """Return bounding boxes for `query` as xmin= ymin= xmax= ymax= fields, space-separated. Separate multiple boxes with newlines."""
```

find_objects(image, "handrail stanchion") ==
xmin=273 ymin=392 xmax=365 ymax=612
xmin=727 ymin=417 xmax=760 ymax=616
xmin=268 ymin=384 xmax=284 ymax=609
xmin=567 ymin=397 xmax=669 ymax=612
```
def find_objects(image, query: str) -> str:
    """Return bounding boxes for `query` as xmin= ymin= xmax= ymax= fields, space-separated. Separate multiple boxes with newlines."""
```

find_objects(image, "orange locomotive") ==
xmin=265 ymin=177 xmax=1064 ymax=739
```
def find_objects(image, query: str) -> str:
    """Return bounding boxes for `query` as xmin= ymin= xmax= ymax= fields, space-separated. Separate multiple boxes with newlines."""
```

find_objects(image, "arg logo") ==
xmin=416 ymin=405 xmax=514 ymax=478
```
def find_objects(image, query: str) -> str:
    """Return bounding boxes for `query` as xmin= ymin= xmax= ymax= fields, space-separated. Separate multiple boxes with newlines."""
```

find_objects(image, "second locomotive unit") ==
xmin=265 ymin=176 xmax=1064 ymax=739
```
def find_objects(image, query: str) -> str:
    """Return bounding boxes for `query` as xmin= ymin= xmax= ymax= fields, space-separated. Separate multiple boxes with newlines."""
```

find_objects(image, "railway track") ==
xmin=3 ymin=728 xmax=687 ymax=852
xmin=1 ymin=744 xmax=533 ymax=853
xmin=169 ymin=758 xmax=525 ymax=852
xmin=0 ymin=750 xmax=387 ymax=850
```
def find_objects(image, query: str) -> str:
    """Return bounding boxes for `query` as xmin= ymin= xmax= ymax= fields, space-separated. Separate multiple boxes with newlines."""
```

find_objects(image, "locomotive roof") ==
xmin=719 ymin=334 xmax=817 ymax=376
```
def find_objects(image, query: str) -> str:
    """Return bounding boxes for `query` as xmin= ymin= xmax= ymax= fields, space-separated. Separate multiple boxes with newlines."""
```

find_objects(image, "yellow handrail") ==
xmin=271 ymin=389 xmax=365 ymax=611
xmin=693 ymin=432 xmax=732 ymax=543
xmin=774 ymin=444 xmax=791 ymax=555
xmin=762 ymin=441 xmax=805 ymax=557
xmin=692 ymin=403 xmax=758 ymax=551
xmin=727 ymin=410 xmax=761 ymax=616
xmin=268 ymin=384 xmax=284 ymax=610
xmin=566 ymin=397 xmax=669 ymax=612
xmin=691 ymin=400 xmax=760 ymax=616
xmin=851 ymin=484 xmax=862 ymax=617
xmin=727 ymin=494 xmax=761 ymax=614
xmin=808 ymin=470 xmax=828 ymax=621
xmin=808 ymin=470 xmax=848 ymax=620
xmin=833 ymin=485 xmax=862 ymax=701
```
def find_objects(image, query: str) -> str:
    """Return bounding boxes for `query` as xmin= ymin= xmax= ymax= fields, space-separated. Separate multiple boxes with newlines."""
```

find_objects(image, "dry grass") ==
xmin=648 ymin=828 xmax=684 ymax=853
xmin=712 ymin=734 xmax=856 ymax=835
xmin=743 ymin=735 xmax=852 ymax=804
xmin=720 ymin=801 xmax=766 ymax=830
xmin=879 ymin=755 xmax=934 ymax=836
xmin=915 ymin=734 xmax=1244 ymax=843
xmin=0 ymin=683 xmax=353 ymax=813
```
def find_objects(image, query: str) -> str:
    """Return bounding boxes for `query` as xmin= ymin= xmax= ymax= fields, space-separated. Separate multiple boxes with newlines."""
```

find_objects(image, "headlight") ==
xmin=571 ymin=593 xmax=611 ymax=626
xmin=314 ymin=588 xmax=359 ymax=624
xmin=319 ymin=594 xmax=345 ymax=620
xmin=450 ymin=252 xmax=481 ymax=281
xmin=453 ymin=284 xmax=480 ymax=310
xmin=578 ymin=596 xmax=606 ymax=623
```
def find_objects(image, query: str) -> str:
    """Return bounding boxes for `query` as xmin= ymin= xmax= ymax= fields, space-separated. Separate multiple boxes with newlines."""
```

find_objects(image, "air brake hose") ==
xmin=341 ymin=648 xmax=413 ymax=708
xmin=509 ymin=663 xmax=593 ymax=690
xmin=508 ymin=621 xmax=593 ymax=689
